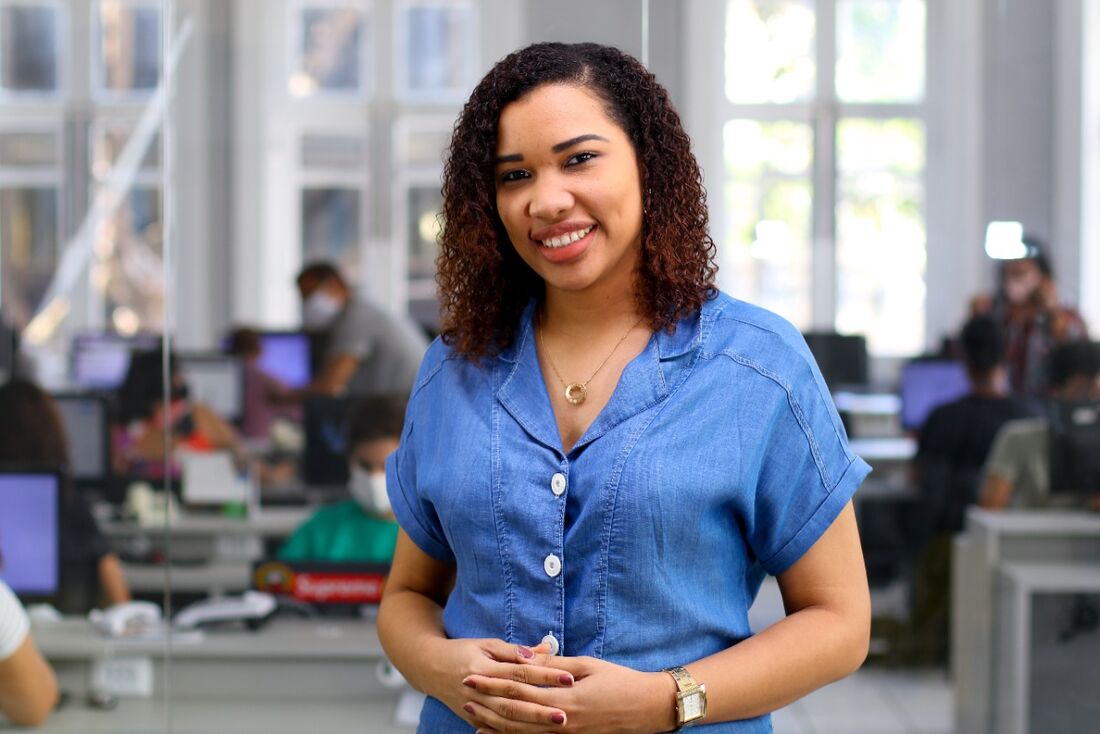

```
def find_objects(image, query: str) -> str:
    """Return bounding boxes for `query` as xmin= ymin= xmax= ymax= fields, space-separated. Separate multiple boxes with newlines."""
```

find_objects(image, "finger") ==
xmin=463 ymin=698 xmax=567 ymax=731
xmin=481 ymin=639 xmax=546 ymax=663
xmin=516 ymin=650 xmax=593 ymax=677
xmin=465 ymin=665 xmax=574 ymax=694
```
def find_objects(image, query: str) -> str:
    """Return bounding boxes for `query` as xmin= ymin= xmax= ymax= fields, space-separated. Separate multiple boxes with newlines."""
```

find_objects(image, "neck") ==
xmin=541 ymin=256 xmax=643 ymax=339
xmin=541 ymin=288 xmax=640 ymax=340
xmin=970 ymin=369 xmax=1006 ymax=397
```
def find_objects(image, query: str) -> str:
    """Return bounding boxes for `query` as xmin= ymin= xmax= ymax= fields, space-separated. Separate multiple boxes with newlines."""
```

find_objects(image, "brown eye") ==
xmin=565 ymin=151 xmax=598 ymax=167
xmin=499 ymin=169 xmax=530 ymax=183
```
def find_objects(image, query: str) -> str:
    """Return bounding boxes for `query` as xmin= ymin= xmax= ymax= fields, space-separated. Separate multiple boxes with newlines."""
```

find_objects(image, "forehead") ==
xmin=496 ymin=83 xmax=626 ymax=151
xmin=1003 ymin=260 xmax=1039 ymax=277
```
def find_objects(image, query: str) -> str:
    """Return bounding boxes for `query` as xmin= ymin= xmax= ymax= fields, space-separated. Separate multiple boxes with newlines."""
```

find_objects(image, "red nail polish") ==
xmin=463 ymin=678 xmax=477 ymax=689
xmin=463 ymin=703 xmax=476 ymax=715
xmin=552 ymin=713 xmax=566 ymax=725
xmin=558 ymin=674 xmax=574 ymax=685
xmin=517 ymin=645 xmax=535 ymax=659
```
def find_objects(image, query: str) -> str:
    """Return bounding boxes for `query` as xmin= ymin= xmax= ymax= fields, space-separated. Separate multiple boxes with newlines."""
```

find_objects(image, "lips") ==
xmin=534 ymin=225 xmax=596 ymax=264
xmin=537 ymin=225 xmax=594 ymax=249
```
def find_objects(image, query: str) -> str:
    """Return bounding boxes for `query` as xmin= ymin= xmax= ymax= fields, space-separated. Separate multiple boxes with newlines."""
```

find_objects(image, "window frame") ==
xmin=392 ymin=0 xmax=479 ymax=106
xmin=0 ymin=0 xmax=67 ymax=103
xmin=89 ymin=0 xmax=163 ymax=104
xmin=687 ymin=0 xmax=944 ymax=357
xmin=286 ymin=0 xmax=374 ymax=101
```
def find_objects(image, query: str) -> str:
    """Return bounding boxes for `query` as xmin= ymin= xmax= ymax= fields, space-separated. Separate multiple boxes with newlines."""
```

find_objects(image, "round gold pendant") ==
xmin=564 ymin=383 xmax=587 ymax=405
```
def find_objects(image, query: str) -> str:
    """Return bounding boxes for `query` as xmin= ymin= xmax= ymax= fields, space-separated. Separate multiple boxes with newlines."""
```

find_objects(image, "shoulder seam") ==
xmin=705 ymin=348 xmax=835 ymax=491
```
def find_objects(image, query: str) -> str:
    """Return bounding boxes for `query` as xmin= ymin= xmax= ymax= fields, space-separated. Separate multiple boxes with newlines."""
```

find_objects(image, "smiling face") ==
xmin=494 ymin=83 xmax=644 ymax=299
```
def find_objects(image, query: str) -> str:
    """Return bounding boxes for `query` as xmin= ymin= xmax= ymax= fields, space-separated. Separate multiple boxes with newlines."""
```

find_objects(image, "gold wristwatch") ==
xmin=664 ymin=665 xmax=707 ymax=728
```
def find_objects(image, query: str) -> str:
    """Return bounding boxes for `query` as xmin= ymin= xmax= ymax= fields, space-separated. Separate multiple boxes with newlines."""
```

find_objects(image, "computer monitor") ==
xmin=178 ymin=353 xmax=244 ymax=421
xmin=51 ymin=393 xmax=110 ymax=486
xmin=302 ymin=396 xmax=353 ymax=487
xmin=801 ymin=332 xmax=869 ymax=389
xmin=258 ymin=332 xmax=312 ymax=389
xmin=899 ymin=359 xmax=971 ymax=431
xmin=0 ymin=470 xmax=61 ymax=600
xmin=71 ymin=332 xmax=160 ymax=390
xmin=1048 ymin=399 xmax=1100 ymax=500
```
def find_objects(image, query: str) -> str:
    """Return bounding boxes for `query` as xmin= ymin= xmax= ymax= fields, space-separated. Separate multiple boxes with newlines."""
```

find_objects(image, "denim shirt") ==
xmin=387 ymin=291 xmax=870 ymax=732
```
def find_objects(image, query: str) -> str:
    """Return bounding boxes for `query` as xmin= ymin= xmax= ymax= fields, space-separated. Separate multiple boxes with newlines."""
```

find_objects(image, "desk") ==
xmin=34 ymin=698 xmax=408 ymax=733
xmin=953 ymin=509 xmax=1100 ymax=734
xmin=36 ymin=618 xmax=386 ymax=698
xmin=104 ymin=509 xmax=311 ymax=595
xmin=848 ymin=436 xmax=916 ymax=464
xmin=100 ymin=507 xmax=310 ymax=540
xmin=31 ymin=618 xmax=416 ymax=732
xmin=995 ymin=562 xmax=1100 ymax=734
xmin=120 ymin=561 xmax=251 ymax=595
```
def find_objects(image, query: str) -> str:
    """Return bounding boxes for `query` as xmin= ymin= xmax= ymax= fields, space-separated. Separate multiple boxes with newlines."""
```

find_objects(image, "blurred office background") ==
xmin=0 ymin=1 xmax=1098 ymax=732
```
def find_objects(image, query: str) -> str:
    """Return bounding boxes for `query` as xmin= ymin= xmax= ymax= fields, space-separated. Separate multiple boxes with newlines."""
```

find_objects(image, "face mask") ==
xmin=1004 ymin=270 xmax=1041 ymax=305
xmin=349 ymin=465 xmax=391 ymax=517
xmin=302 ymin=291 xmax=343 ymax=329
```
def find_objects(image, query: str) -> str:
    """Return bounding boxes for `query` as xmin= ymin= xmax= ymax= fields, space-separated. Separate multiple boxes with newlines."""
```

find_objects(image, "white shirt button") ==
xmin=543 ymin=554 xmax=561 ymax=578
xmin=550 ymin=473 xmax=567 ymax=496
xmin=541 ymin=633 xmax=560 ymax=656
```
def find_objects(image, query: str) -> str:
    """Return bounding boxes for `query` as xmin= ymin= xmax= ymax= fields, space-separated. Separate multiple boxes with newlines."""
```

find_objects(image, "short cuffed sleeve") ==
xmin=0 ymin=579 xmax=29 ymax=661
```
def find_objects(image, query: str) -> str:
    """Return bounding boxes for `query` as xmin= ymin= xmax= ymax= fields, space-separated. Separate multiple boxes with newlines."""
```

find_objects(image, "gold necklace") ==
xmin=538 ymin=315 xmax=644 ymax=406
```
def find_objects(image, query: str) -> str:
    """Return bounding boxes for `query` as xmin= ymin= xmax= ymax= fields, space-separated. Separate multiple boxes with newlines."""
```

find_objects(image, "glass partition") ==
xmin=1 ymin=1 xmax=1089 ymax=731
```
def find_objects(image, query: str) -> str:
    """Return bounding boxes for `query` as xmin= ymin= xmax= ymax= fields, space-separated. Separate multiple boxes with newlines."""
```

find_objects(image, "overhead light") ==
xmin=750 ymin=220 xmax=794 ymax=262
xmin=984 ymin=221 xmax=1029 ymax=260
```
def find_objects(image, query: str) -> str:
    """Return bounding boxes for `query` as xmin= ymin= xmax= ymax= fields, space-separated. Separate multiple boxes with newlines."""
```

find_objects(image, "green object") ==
xmin=278 ymin=500 xmax=398 ymax=563
xmin=222 ymin=502 xmax=248 ymax=518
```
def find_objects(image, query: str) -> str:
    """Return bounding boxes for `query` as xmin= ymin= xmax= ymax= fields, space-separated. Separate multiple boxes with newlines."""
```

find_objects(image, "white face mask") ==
xmin=349 ymin=464 xmax=391 ymax=517
xmin=1004 ymin=269 xmax=1042 ymax=305
xmin=302 ymin=291 xmax=343 ymax=329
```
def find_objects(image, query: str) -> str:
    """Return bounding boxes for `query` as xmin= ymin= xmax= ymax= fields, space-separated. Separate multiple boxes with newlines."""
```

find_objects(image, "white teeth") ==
xmin=541 ymin=226 xmax=592 ymax=248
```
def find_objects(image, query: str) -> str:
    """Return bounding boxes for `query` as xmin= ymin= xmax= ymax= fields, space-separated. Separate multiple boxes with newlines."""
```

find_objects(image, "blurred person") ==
xmin=296 ymin=262 xmax=428 ymax=396
xmin=895 ymin=316 xmax=1034 ymax=665
xmin=0 ymin=313 xmax=30 ymax=382
xmin=0 ymin=378 xmax=131 ymax=613
xmin=971 ymin=237 xmax=1088 ymax=399
xmin=980 ymin=340 xmax=1100 ymax=510
xmin=0 ymin=577 xmax=59 ymax=727
xmin=112 ymin=349 xmax=244 ymax=480
xmin=226 ymin=327 xmax=302 ymax=440
xmin=278 ymin=393 xmax=405 ymax=563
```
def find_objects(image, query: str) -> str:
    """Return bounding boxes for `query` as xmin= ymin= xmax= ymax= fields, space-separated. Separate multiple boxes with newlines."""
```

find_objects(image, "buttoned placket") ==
xmin=542 ymin=462 xmax=567 ymax=656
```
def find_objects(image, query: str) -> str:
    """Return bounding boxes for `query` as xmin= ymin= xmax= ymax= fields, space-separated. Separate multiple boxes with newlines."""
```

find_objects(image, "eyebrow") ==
xmin=493 ymin=133 xmax=611 ymax=165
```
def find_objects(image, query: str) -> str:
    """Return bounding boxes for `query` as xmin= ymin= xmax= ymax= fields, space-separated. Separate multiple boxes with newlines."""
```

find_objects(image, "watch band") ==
xmin=663 ymin=666 xmax=707 ymax=728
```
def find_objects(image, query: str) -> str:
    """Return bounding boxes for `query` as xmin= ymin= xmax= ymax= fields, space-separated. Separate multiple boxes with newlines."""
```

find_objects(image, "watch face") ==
xmin=683 ymin=691 xmax=703 ymax=720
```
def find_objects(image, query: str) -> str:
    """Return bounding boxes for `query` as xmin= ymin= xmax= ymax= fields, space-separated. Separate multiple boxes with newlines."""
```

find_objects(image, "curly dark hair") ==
xmin=0 ymin=377 xmax=70 ymax=469
xmin=437 ymin=42 xmax=717 ymax=359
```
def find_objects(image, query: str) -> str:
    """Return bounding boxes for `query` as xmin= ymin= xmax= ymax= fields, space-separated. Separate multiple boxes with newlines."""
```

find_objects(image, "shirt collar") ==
xmin=498 ymin=298 xmax=705 ymax=363
xmin=494 ymin=299 xmax=705 ymax=456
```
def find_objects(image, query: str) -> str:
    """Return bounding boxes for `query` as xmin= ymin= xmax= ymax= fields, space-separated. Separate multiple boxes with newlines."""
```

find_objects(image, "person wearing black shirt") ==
xmin=898 ymin=316 xmax=1033 ymax=665
xmin=0 ymin=378 xmax=131 ymax=614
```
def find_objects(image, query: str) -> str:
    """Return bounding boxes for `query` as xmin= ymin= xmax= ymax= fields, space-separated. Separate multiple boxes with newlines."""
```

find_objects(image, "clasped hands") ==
xmin=432 ymin=637 xmax=676 ymax=734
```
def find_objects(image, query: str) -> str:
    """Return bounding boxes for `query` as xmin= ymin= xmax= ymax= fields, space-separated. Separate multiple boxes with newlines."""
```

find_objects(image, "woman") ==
xmin=113 ymin=349 xmax=244 ymax=479
xmin=0 ymin=378 xmax=131 ymax=613
xmin=278 ymin=393 xmax=405 ymax=563
xmin=0 ymin=577 xmax=58 ymax=726
xmin=969 ymin=241 xmax=1088 ymax=401
xmin=378 ymin=43 xmax=871 ymax=732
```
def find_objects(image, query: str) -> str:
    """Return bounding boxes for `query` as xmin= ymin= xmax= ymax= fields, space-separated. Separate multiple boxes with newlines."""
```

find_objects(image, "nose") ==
xmin=527 ymin=173 xmax=573 ymax=221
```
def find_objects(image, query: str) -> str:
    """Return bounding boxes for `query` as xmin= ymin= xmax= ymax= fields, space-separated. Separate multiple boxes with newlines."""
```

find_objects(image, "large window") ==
xmin=288 ymin=0 xmax=370 ymax=98
xmin=692 ymin=0 xmax=928 ymax=356
xmin=93 ymin=0 xmax=162 ymax=100
xmin=0 ymin=0 xmax=63 ymax=97
xmin=0 ymin=126 xmax=62 ymax=327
